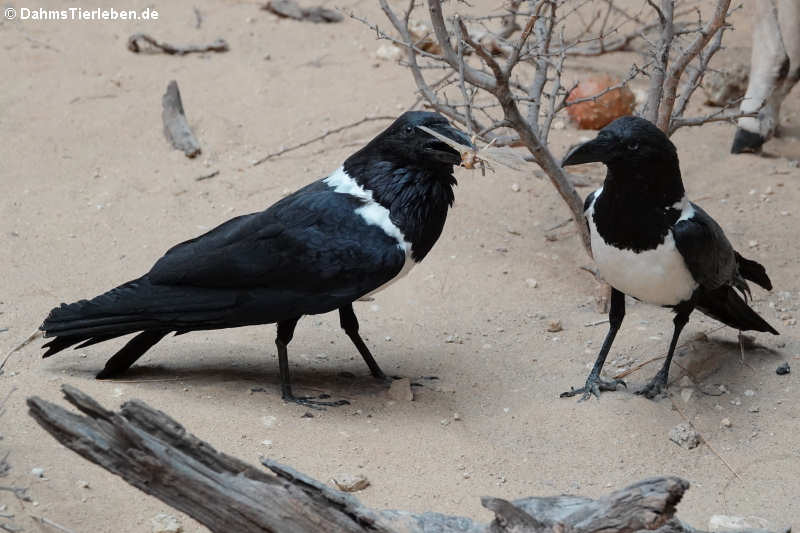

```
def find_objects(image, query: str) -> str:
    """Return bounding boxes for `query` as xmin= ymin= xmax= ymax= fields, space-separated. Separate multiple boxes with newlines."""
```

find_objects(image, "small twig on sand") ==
xmin=0 ymin=329 xmax=42 ymax=375
xmin=738 ymin=332 xmax=755 ymax=370
xmin=545 ymin=217 xmax=572 ymax=232
xmin=584 ymin=318 xmax=609 ymax=327
xmin=669 ymin=396 xmax=742 ymax=481
xmin=193 ymin=7 xmax=203 ymax=29
xmin=195 ymin=170 xmax=220 ymax=182
xmin=251 ymin=115 xmax=394 ymax=166
xmin=162 ymin=81 xmax=202 ymax=159
xmin=30 ymin=516 xmax=78 ymax=533
xmin=127 ymin=33 xmax=229 ymax=55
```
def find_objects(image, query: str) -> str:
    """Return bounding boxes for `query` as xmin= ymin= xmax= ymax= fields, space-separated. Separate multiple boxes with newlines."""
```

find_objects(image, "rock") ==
xmin=31 ymin=467 xmax=45 ymax=478
xmin=331 ymin=473 xmax=370 ymax=492
xmin=702 ymin=62 xmax=749 ymax=106
xmin=546 ymin=320 xmax=563 ymax=333
xmin=511 ymin=183 xmax=521 ymax=192
xmin=680 ymin=388 xmax=694 ymax=403
xmin=678 ymin=375 xmax=693 ymax=388
xmin=525 ymin=278 xmax=538 ymax=288
xmin=151 ymin=513 xmax=183 ymax=533
xmin=744 ymin=389 xmax=755 ymax=397
xmin=444 ymin=334 xmax=463 ymax=344
xmin=748 ymin=405 xmax=760 ymax=413
xmin=566 ymin=74 xmax=636 ymax=130
xmin=720 ymin=418 xmax=732 ymax=428
xmin=708 ymin=514 xmax=770 ymax=532
xmin=669 ymin=423 xmax=700 ymax=449
xmin=776 ymin=362 xmax=791 ymax=375
xmin=453 ymin=412 xmax=461 ymax=421
xmin=376 ymin=43 xmax=402 ymax=62
xmin=77 ymin=480 xmax=90 ymax=489
xmin=262 ymin=415 xmax=277 ymax=428
xmin=387 ymin=378 xmax=413 ymax=401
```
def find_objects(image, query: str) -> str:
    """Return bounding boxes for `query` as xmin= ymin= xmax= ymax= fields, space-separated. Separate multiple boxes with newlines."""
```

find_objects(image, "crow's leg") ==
xmin=275 ymin=318 xmax=349 ymax=409
xmin=637 ymin=301 xmax=693 ymax=399
xmin=96 ymin=330 xmax=168 ymax=379
xmin=339 ymin=304 xmax=387 ymax=380
xmin=561 ymin=288 xmax=627 ymax=401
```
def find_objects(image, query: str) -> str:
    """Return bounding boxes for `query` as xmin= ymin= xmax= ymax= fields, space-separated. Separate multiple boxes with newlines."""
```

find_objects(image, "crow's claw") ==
xmin=560 ymin=375 xmax=626 ymax=402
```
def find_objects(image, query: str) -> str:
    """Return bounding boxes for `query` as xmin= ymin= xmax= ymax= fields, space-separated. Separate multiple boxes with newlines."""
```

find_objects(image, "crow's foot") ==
xmin=560 ymin=375 xmax=626 ymax=402
xmin=282 ymin=393 xmax=350 ymax=410
xmin=635 ymin=372 xmax=668 ymax=399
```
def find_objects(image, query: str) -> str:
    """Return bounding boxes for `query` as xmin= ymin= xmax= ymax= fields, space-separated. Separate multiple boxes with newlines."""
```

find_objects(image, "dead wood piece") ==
xmin=162 ymin=81 xmax=202 ymax=159
xmin=264 ymin=0 xmax=343 ymax=23
xmin=26 ymin=385 xmax=786 ymax=533
xmin=127 ymin=33 xmax=229 ymax=55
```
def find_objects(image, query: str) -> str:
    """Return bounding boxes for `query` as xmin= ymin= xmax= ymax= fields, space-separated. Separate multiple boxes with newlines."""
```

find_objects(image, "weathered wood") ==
xmin=161 ymin=81 xmax=202 ymax=158
xmin=26 ymin=386 xmax=783 ymax=533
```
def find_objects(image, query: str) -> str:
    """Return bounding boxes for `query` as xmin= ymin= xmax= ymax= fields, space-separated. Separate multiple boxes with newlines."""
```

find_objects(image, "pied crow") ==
xmin=40 ymin=111 xmax=471 ymax=407
xmin=560 ymin=116 xmax=778 ymax=401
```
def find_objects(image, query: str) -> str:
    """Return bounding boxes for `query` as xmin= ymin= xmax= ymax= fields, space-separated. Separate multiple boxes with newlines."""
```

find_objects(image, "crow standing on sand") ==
xmin=40 ymin=111 xmax=471 ymax=407
xmin=560 ymin=116 xmax=778 ymax=401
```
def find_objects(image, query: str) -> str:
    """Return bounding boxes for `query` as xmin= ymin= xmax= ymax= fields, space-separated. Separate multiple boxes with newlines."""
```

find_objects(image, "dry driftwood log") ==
xmin=27 ymin=385 xmax=781 ymax=533
xmin=162 ymin=80 xmax=202 ymax=159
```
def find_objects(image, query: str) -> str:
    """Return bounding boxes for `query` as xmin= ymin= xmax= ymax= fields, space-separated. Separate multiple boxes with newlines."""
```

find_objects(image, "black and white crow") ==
xmin=40 ymin=111 xmax=471 ymax=407
xmin=559 ymin=116 xmax=778 ymax=401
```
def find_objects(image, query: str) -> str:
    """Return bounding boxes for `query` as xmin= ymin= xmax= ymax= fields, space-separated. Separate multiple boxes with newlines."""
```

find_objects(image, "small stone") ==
xmin=678 ymin=375 xmax=693 ymax=388
xmin=440 ymin=418 xmax=450 ymax=426
xmin=375 ymin=43 xmax=403 ymax=62
xmin=546 ymin=320 xmax=563 ymax=333
xmin=31 ymin=467 xmax=45 ymax=478
xmin=680 ymin=388 xmax=694 ymax=403
xmin=331 ymin=473 xmax=370 ymax=492
xmin=708 ymin=515 xmax=770 ymax=532
xmin=301 ymin=411 xmax=314 ymax=418
xmin=511 ymin=183 xmax=521 ymax=192
xmin=721 ymin=418 xmax=732 ymax=428
xmin=776 ymin=362 xmax=791 ymax=375
xmin=453 ymin=412 xmax=461 ymax=421
xmin=525 ymin=278 xmax=538 ymax=288
xmin=748 ymin=405 xmax=760 ymax=413
xmin=151 ymin=513 xmax=183 ymax=533
xmin=262 ymin=415 xmax=277 ymax=428
xmin=730 ymin=398 xmax=741 ymax=406
xmin=261 ymin=439 xmax=273 ymax=448
xmin=718 ymin=384 xmax=728 ymax=394
xmin=77 ymin=480 xmax=90 ymax=489
xmin=669 ymin=423 xmax=700 ymax=449
xmin=387 ymin=378 xmax=413 ymax=401
xmin=744 ymin=389 xmax=755 ymax=397
xmin=462 ymin=472 xmax=471 ymax=479
xmin=444 ymin=334 xmax=463 ymax=344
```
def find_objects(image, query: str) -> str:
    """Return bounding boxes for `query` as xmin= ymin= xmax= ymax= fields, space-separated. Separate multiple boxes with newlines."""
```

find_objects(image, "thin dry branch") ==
xmin=127 ymin=33 xmax=229 ymax=55
xmin=251 ymin=115 xmax=394 ymax=166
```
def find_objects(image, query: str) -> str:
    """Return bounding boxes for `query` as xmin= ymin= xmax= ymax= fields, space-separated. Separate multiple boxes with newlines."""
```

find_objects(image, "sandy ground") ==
xmin=1 ymin=0 xmax=799 ymax=531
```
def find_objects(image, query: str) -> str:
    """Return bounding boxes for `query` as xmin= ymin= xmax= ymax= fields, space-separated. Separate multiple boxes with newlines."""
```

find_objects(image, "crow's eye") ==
xmin=627 ymin=143 xmax=639 ymax=151
xmin=405 ymin=126 xmax=414 ymax=134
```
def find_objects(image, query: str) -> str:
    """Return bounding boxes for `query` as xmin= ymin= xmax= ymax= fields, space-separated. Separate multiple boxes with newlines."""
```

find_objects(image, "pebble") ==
xmin=678 ymin=375 xmax=693 ymax=388
xmin=262 ymin=415 xmax=277 ymax=428
xmin=444 ymin=334 xmax=463 ymax=344
xmin=31 ymin=467 xmax=45 ymax=478
xmin=511 ymin=183 xmax=521 ymax=192
xmin=525 ymin=278 xmax=538 ymax=288
xmin=387 ymin=378 xmax=413 ymax=401
xmin=744 ymin=389 xmax=755 ymax=397
xmin=680 ymin=388 xmax=694 ymax=403
xmin=776 ymin=362 xmax=791 ymax=375
xmin=331 ymin=473 xmax=370 ymax=492
xmin=151 ymin=513 xmax=183 ymax=533
xmin=708 ymin=515 xmax=770 ymax=532
xmin=546 ymin=320 xmax=563 ymax=333
xmin=720 ymin=418 xmax=732 ymax=428
xmin=453 ymin=412 xmax=462 ymax=421
xmin=77 ymin=480 xmax=90 ymax=489
xmin=748 ymin=405 xmax=760 ymax=413
xmin=669 ymin=423 xmax=700 ymax=449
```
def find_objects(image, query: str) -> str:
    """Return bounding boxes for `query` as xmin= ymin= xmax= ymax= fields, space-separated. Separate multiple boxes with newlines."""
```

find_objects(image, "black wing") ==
xmin=672 ymin=203 xmax=737 ymax=290
xmin=148 ymin=180 xmax=406 ymax=300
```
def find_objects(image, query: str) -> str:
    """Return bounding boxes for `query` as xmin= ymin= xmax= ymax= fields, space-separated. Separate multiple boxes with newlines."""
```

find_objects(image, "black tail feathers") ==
xmin=696 ymin=285 xmax=778 ymax=335
xmin=735 ymin=252 xmax=772 ymax=291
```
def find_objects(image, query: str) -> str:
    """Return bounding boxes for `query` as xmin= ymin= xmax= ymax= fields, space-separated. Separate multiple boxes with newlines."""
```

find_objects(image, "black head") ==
xmin=561 ymin=116 xmax=679 ymax=172
xmin=352 ymin=111 xmax=473 ymax=169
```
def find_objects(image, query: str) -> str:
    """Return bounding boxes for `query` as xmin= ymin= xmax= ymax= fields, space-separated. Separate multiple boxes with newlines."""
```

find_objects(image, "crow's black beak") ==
xmin=561 ymin=137 xmax=609 ymax=167
xmin=424 ymin=123 xmax=473 ymax=165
